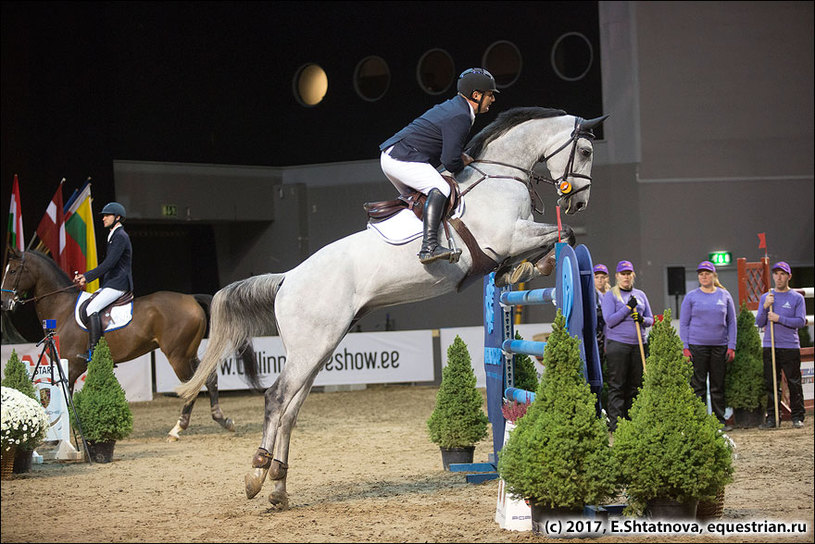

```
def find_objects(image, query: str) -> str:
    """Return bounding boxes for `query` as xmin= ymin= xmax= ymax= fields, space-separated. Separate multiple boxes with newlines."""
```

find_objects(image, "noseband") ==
xmin=463 ymin=116 xmax=595 ymax=213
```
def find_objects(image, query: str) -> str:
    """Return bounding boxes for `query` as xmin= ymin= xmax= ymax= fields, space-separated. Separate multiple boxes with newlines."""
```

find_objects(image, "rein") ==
xmin=1 ymin=254 xmax=79 ymax=307
xmin=462 ymin=116 xmax=595 ymax=213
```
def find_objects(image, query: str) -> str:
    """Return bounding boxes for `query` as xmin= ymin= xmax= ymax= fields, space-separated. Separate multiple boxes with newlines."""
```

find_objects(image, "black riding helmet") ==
xmin=100 ymin=202 xmax=126 ymax=221
xmin=457 ymin=68 xmax=499 ymax=113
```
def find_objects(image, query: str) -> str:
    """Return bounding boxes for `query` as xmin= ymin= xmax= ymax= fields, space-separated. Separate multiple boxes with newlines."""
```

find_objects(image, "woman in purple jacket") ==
xmin=679 ymin=261 xmax=737 ymax=431
xmin=601 ymin=260 xmax=654 ymax=432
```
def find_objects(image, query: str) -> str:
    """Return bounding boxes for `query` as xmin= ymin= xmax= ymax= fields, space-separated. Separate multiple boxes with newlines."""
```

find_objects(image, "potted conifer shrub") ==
xmin=725 ymin=302 xmax=766 ymax=428
xmin=71 ymin=338 xmax=133 ymax=463
xmin=427 ymin=335 xmax=489 ymax=470
xmin=2 ymin=350 xmax=40 ymax=473
xmin=613 ymin=309 xmax=734 ymax=519
xmin=497 ymin=311 xmax=617 ymax=537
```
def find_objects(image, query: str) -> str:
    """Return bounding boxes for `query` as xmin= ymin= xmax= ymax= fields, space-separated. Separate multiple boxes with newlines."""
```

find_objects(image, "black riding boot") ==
xmin=418 ymin=189 xmax=453 ymax=264
xmin=87 ymin=312 xmax=103 ymax=358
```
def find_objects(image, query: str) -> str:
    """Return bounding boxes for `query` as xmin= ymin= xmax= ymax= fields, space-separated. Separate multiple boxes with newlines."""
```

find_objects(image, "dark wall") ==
xmin=2 ymin=1 xmax=602 ymax=250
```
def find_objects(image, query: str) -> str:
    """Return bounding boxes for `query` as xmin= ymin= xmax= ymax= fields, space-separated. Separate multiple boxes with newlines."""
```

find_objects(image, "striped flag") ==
xmin=63 ymin=181 xmax=99 ymax=292
xmin=36 ymin=181 xmax=68 ymax=271
xmin=7 ymin=174 xmax=24 ymax=251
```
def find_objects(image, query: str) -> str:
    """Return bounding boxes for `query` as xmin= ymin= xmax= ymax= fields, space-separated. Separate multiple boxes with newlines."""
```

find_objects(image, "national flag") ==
xmin=7 ymin=174 xmax=24 ymax=252
xmin=63 ymin=181 xmax=99 ymax=292
xmin=757 ymin=233 xmax=766 ymax=249
xmin=36 ymin=181 xmax=68 ymax=271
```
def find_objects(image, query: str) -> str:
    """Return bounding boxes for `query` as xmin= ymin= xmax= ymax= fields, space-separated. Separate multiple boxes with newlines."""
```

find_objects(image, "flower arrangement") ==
xmin=501 ymin=399 xmax=531 ymax=424
xmin=1 ymin=386 xmax=49 ymax=452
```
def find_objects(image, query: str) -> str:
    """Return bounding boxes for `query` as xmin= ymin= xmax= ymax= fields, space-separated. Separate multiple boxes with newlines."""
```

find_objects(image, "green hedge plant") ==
xmin=2 ymin=349 xmax=37 ymax=401
xmin=71 ymin=338 xmax=133 ymax=443
xmin=725 ymin=302 xmax=765 ymax=411
xmin=497 ymin=311 xmax=617 ymax=509
xmin=613 ymin=310 xmax=733 ymax=507
xmin=512 ymin=332 xmax=539 ymax=393
xmin=427 ymin=335 xmax=489 ymax=449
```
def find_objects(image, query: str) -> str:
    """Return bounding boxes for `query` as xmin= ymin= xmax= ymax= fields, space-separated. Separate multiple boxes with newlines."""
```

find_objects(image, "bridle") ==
xmin=461 ymin=116 xmax=596 ymax=214
xmin=1 ymin=253 xmax=77 ymax=311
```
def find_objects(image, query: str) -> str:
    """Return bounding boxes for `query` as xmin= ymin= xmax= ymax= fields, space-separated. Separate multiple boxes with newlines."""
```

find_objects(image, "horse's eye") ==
xmin=580 ymin=147 xmax=592 ymax=158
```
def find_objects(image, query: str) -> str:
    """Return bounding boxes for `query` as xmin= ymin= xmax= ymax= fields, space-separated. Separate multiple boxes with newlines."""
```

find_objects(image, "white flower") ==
xmin=1 ymin=386 xmax=49 ymax=451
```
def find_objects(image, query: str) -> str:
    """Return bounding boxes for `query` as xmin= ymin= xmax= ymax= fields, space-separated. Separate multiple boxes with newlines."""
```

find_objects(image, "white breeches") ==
xmin=86 ymin=287 xmax=126 ymax=316
xmin=380 ymin=147 xmax=451 ymax=197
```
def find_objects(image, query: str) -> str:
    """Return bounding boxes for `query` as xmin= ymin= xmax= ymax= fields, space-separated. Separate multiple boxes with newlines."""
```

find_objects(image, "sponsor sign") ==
xmin=155 ymin=329 xmax=434 ymax=392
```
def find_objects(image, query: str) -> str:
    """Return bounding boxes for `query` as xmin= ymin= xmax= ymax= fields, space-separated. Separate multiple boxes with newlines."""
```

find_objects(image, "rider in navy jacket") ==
xmin=74 ymin=202 xmax=133 ymax=357
xmin=379 ymin=68 xmax=499 ymax=264
xmin=380 ymin=94 xmax=474 ymax=175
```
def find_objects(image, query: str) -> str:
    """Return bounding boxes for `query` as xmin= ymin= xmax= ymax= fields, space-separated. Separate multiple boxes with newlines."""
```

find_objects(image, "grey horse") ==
xmin=178 ymin=107 xmax=607 ymax=508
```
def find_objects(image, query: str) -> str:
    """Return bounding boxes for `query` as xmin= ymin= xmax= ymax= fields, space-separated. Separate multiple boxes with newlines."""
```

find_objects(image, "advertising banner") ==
xmin=155 ymin=329 xmax=434 ymax=392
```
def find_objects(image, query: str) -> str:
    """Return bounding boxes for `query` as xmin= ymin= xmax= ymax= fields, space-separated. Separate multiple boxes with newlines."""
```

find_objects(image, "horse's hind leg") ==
xmin=245 ymin=368 xmax=319 ymax=506
xmin=168 ymin=399 xmax=195 ymax=441
xmin=262 ymin=375 xmax=317 ymax=510
xmin=205 ymin=367 xmax=235 ymax=431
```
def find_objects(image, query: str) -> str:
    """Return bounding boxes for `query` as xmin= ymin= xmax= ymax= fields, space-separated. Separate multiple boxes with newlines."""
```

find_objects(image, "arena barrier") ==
xmin=737 ymin=257 xmax=815 ymax=413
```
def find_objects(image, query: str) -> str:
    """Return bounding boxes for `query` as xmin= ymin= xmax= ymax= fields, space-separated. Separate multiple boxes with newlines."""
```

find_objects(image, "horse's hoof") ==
xmin=509 ymin=262 xmax=535 ymax=284
xmin=494 ymin=270 xmax=511 ymax=287
xmin=245 ymin=468 xmax=268 ymax=499
xmin=223 ymin=418 xmax=236 ymax=432
xmin=536 ymin=253 xmax=556 ymax=277
xmin=166 ymin=433 xmax=179 ymax=442
xmin=268 ymin=491 xmax=289 ymax=511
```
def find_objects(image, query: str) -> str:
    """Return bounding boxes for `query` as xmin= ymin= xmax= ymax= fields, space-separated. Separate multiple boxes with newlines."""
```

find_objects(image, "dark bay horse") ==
xmin=178 ymin=107 xmax=606 ymax=509
xmin=1 ymin=247 xmax=234 ymax=439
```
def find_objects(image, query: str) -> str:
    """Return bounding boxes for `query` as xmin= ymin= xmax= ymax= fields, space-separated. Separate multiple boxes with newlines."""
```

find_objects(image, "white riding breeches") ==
xmin=85 ymin=287 xmax=126 ymax=316
xmin=380 ymin=147 xmax=451 ymax=198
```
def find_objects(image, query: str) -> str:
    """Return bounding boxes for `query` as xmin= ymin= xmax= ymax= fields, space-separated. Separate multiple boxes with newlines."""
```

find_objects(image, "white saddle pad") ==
xmin=74 ymin=292 xmax=134 ymax=332
xmin=367 ymin=200 xmax=465 ymax=245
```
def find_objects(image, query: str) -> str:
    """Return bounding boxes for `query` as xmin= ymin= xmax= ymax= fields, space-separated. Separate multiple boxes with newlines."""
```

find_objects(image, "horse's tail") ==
xmin=177 ymin=273 xmax=284 ymax=401
xmin=192 ymin=293 xmax=213 ymax=337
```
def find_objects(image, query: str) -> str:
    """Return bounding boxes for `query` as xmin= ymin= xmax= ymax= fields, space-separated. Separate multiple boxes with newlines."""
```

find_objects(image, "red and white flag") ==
xmin=36 ymin=180 xmax=68 ymax=270
xmin=7 ymin=174 xmax=24 ymax=251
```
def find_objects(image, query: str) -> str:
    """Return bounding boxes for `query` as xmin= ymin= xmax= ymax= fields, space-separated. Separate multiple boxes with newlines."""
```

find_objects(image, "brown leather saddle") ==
xmin=364 ymin=175 xmax=498 ymax=289
xmin=78 ymin=291 xmax=135 ymax=329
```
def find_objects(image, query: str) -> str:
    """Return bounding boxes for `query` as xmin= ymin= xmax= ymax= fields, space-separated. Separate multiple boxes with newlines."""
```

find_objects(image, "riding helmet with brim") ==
xmin=100 ymin=202 xmax=126 ymax=219
xmin=457 ymin=68 xmax=500 ymax=97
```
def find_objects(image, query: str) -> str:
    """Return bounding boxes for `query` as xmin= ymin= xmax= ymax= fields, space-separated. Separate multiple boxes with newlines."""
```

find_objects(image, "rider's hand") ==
xmin=764 ymin=291 xmax=774 ymax=309
xmin=74 ymin=274 xmax=86 ymax=287
xmin=627 ymin=295 xmax=639 ymax=311
xmin=726 ymin=348 xmax=735 ymax=363
xmin=683 ymin=348 xmax=693 ymax=361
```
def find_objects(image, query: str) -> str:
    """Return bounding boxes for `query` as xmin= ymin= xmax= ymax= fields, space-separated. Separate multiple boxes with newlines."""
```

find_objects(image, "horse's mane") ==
xmin=466 ymin=107 xmax=567 ymax=159
xmin=28 ymin=250 xmax=74 ymax=288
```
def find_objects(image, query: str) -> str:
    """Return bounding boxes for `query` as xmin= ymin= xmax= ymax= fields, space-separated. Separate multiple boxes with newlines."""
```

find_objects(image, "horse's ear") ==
xmin=582 ymin=114 xmax=610 ymax=131
xmin=8 ymin=246 xmax=21 ymax=259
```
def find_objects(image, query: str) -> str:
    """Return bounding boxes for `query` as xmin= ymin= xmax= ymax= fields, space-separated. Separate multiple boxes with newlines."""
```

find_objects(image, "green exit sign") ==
xmin=162 ymin=204 xmax=178 ymax=217
xmin=708 ymin=251 xmax=732 ymax=266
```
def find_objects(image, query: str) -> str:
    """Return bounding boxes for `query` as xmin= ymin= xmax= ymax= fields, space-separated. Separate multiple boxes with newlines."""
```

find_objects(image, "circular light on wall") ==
xmin=551 ymin=32 xmax=594 ymax=82
xmin=354 ymin=56 xmax=390 ymax=102
xmin=416 ymin=48 xmax=455 ymax=95
xmin=293 ymin=63 xmax=328 ymax=107
xmin=483 ymin=40 xmax=523 ymax=88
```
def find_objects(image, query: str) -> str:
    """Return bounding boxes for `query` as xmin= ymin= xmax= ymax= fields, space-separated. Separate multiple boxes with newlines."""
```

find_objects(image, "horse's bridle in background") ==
xmin=462 ymin=116 xmax=596 ymax=214
xmin=1 ymin=253 xmax=77 ymax=310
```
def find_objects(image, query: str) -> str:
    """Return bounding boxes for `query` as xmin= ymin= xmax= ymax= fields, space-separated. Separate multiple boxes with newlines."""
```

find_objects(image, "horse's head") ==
xmin=1 ymin=247 xmax=29 ymax=311
xmin=539 ymin=114 xmax=608 ymax=215
xmin=1 ymin=248 xmax=72 ymax=312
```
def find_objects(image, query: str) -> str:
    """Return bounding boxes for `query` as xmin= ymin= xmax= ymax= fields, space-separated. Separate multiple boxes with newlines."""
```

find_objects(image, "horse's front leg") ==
xmin=497 ymin=221 xmax=575 ymax=285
